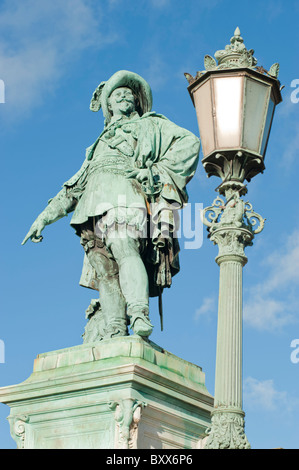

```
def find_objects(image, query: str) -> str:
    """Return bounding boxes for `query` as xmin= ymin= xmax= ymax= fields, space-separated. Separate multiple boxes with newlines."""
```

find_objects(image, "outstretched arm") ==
xmin=22 ymin=188 xmax=76 ymax=245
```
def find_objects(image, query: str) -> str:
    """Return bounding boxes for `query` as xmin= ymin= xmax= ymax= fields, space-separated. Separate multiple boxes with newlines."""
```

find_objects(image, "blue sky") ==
xmin=0 ymin=0 xmax=298 ymax=449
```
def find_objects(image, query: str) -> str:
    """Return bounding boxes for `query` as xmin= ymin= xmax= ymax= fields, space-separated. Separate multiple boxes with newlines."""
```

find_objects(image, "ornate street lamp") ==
xmin=185 ymin=28 xmax=282 ymax=449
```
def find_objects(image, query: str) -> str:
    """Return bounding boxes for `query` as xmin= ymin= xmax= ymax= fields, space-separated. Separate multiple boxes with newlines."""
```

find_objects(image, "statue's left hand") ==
xmin=126 ymin=168 xmax=148 ymax=183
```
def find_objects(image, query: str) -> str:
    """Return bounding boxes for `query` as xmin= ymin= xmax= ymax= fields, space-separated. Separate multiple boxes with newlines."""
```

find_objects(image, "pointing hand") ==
xmin=22 ymin=219 xmax=46 ymax=245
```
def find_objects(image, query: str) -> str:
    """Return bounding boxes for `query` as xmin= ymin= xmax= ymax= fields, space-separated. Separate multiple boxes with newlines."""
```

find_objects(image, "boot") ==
xmin=99 ymin=276 xmax=128 ymax=339
xmin=85 ymin=247 xmax=128 ymax=340
xmin=128 ymin=307 xmax=153 ymax=337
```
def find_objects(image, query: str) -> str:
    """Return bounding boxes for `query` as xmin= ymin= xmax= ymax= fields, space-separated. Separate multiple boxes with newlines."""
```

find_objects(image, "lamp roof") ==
xmin=184 ymin=28 xmax=281 ymax=85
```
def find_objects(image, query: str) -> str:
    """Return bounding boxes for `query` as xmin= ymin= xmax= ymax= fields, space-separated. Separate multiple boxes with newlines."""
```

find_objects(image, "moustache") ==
xmin=115 ymin=98 xmax=135 ymax=104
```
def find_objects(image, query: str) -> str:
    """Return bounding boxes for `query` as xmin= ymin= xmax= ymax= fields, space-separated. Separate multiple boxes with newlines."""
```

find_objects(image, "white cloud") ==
xmin=258 ymin=0 xmax=284 ymax=22
xmin=142 ymin=55 xmax=169 ymax=92
xmin=281 ymin=122 xmax=299 ymax=170
xmin=275 ymin=87 xmax=299 ymax=170
xmin=194 ymin=296 xmax=216 ymax=321
xmin=244 ymin=228 xmax=299 ymax=331
xmin=263 ymin=230 xmax=299 ymax=292
xmin=0 ymin=0 xmax=118 ymax=118
xmin=150 ymin=0 xmax=170 ymax=7
xmin=244 ymin=377 xmax=290 ymax=411
xmin=278 ymin=89 xmax=297 ymax=117
xmin=244 ymin=297 xmax=294 ymax=331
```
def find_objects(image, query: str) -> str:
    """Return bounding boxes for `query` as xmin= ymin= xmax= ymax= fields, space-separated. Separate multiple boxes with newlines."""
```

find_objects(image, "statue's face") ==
xmin=107 ymin=87 xmax=136 ymax=117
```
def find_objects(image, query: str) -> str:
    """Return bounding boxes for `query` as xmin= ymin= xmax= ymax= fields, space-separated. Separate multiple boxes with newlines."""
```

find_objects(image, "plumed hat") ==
xmin=90 ymin=70 xmax=153 ymax=122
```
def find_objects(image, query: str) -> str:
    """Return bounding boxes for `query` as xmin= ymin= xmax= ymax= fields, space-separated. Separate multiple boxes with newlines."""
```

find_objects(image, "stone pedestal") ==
xmin=0 ymin=336 xmax=213 ymax=449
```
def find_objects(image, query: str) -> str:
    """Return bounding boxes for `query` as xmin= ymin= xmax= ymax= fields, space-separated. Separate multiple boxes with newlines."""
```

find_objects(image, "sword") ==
xmin=142 ymin=161 xmax=164 ymax=331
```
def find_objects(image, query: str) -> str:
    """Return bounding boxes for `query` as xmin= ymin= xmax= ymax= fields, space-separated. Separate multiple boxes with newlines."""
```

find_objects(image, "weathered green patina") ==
xmin=186 ymin=28 xmax=282 ymax=449
xmin=0 ymin=336 xmax=213 ymax=449
xmin=22 ymin=70 xmax=200 ymax=342
xmin=185 ymin=26 xmax=280 ymax=81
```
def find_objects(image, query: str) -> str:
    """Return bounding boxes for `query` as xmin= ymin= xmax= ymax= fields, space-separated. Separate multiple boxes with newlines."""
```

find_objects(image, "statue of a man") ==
xmin=22 ymin=71 xmax=200 ymax=340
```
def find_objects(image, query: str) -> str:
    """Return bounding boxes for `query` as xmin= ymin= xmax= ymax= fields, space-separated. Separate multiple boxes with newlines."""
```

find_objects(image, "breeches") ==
xmin=79 ymin=222 xmax=149 ymax=314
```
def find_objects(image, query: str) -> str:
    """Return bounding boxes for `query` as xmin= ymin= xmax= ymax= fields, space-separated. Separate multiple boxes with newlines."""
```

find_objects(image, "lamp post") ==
xmin=185 ymin=28 xmax=282 ymax=449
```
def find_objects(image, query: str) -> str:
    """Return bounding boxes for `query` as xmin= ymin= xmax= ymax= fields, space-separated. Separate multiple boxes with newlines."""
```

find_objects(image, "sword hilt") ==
xmin=142 ymin=161 xmax=162 ymax=198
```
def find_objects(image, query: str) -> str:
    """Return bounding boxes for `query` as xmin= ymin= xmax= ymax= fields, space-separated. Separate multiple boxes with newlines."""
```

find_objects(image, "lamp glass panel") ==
xmin=213 ymin=76 xmax=243 ymax=148
xmin=242 ymin=78 xmax=270 ymax=153
xmin=260 ymin=95 xmax=275 ymax=157
xmin=193 ymin=80 xmax=215 ymax=157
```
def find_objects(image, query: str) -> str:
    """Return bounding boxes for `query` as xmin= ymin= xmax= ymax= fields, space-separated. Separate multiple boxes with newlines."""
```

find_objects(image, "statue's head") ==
xmin=90 ymin=70 xmax=153 ymax=124
xmin=107 ymin=87 xmax=138 ymax=118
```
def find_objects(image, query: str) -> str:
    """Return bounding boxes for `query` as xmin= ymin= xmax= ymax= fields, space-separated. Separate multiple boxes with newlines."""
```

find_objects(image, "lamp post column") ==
xmin=202 ymin=183 xmax=264 ymax=449
xmin=214 ymin=253 xmax=246 ymax=414
xmin=184 ymin=27 xmax=282 ymax=449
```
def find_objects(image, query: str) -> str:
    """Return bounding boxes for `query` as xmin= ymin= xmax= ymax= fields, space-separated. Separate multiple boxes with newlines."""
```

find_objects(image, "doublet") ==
xmin=71 ymin=122 xmax=147 ymax=234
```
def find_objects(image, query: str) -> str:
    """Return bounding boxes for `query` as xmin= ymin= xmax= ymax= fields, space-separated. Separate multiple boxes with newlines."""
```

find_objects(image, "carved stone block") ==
xmin=0 ymin=336 xmax=213 ymax=449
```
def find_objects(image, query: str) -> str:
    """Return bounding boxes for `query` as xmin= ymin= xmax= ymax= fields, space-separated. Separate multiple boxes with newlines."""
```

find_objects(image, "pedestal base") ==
xmin=0 ymin=336 xmax=213 ymax=449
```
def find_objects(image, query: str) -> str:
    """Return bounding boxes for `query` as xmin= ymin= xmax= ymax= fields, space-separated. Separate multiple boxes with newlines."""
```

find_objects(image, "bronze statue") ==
xmin=22 ymin=70 xmax=200 ymax=341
